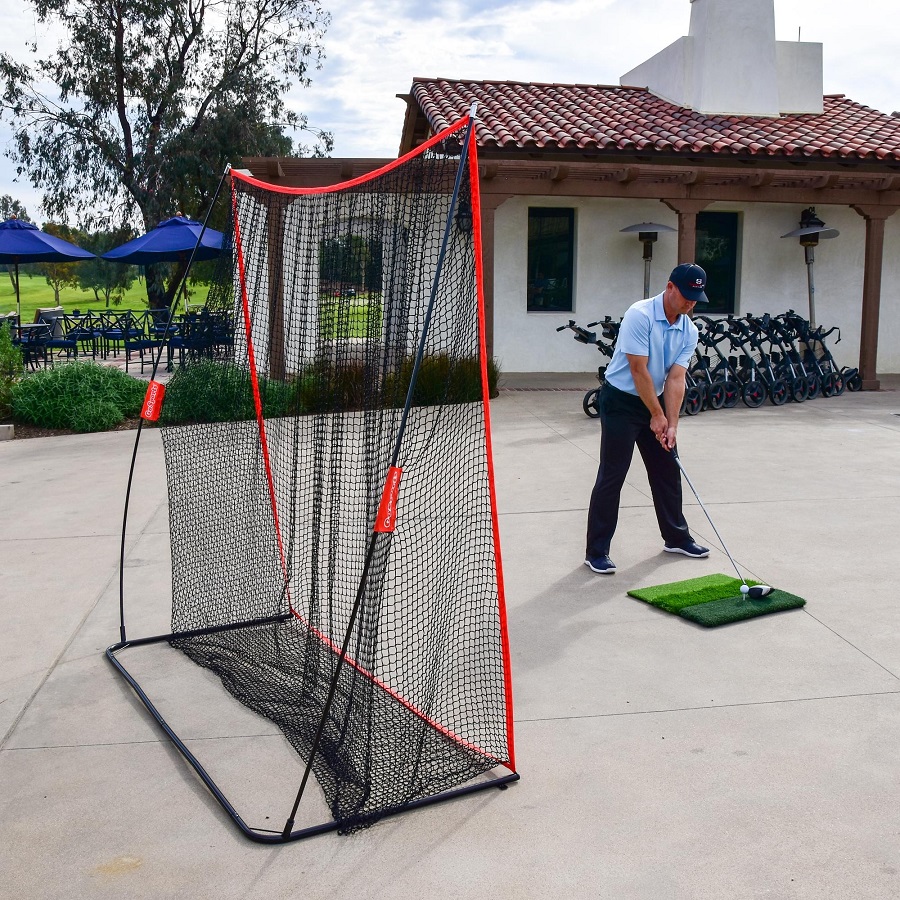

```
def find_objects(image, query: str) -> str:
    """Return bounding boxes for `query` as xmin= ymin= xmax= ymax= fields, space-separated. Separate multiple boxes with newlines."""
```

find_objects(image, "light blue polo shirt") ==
xmin=604 ymin=293 xmax=698 ymax=396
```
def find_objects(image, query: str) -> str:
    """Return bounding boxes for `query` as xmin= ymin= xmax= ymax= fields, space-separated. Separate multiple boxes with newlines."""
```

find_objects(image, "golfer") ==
xmin=585 ymin=263 xmax=711 ymax=574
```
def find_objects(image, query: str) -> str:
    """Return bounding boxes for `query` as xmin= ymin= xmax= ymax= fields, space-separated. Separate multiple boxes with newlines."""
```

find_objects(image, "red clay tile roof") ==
xmin=410 ymin=78 xmax=900 ymax=162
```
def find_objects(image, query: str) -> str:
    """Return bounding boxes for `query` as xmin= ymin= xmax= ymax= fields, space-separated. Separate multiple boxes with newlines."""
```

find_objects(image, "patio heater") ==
xmin=780 ymin=207 xmax=839 ymax=326
xmin=620 ymin=222 xmax=676 ymax=298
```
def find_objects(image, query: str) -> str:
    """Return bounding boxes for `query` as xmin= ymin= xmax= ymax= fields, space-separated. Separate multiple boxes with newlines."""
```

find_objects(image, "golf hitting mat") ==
xmin=628 ymin=574 xmax=806 ymax=627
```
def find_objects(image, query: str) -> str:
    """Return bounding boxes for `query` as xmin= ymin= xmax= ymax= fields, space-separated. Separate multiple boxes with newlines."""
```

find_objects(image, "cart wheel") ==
xmin=790 ymin=375 xmax=809 ymax=403
xmin=742 ymin=381 xmax=766 ymax=408
xmin=684 ymin=386 xmax=702 ymax=416
xmin=707 ymin=382 xmax=726 ymax=410
xmin=821 ymin=372 xmax=837 ymax=397
xmin=768 ymin=378 xmax=788 ymax=406
xmin=806 ymin=374 xmax=821 ymax=400
xmin=722 ymin=380 xmax=741 ymax=409
xmin=845 ymin=370 xmax=863 ymax=392
xmin=583 ymin=388 xmax=601 ymax=418
xmin=831 ymin=372 xmax=845 ymax=396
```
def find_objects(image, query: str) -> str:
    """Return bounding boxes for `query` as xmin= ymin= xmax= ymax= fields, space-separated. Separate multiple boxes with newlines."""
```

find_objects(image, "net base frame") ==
xmin=106 ymin=619 xmax=519 ymax=844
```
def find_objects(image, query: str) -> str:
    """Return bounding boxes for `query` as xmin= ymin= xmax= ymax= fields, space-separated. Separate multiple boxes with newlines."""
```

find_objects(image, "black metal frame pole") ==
xmin=280 ymin=112 xmax=479 ymax=838
xmin=116 ymin=166 xmax=233 ymax=643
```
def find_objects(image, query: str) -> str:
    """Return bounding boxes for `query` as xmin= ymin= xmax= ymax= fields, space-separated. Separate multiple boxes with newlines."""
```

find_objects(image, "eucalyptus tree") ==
xmin=77 ymin=228 xmax=138 ymax=308
xmin=0 ymin=195 xmax=29 ymax=222
xmin=1 ymin=0 xmax=330 ymax=306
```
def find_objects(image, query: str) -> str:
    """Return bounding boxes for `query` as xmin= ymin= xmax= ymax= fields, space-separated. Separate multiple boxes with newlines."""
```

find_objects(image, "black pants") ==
xmin=586 ymin=382 xmax=691 ymax=558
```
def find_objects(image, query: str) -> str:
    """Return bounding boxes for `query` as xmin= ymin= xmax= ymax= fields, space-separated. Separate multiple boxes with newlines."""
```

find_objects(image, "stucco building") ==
xmin=245 ymin=0 xmax=900 ymax=387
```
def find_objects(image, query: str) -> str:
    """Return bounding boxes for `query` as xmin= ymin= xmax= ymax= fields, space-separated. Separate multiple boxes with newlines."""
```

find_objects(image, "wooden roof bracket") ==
xmin=615 ymin=166 xmax=640 ymax=183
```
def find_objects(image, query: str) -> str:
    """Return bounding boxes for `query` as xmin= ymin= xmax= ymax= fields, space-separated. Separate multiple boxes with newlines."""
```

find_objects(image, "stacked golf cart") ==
xmin=557 ymin=310 xmax=861 ymax=418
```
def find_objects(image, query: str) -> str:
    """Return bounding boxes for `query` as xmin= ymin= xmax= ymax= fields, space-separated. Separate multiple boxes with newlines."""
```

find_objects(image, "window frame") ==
xmin=526 ymin=206 xmax=575 ymax=313
xmin=695 ymin=211 xmax=740 ymax=315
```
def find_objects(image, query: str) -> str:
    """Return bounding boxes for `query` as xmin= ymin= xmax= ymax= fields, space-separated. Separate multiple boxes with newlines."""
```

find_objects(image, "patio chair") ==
xmin=33 ymin=307 xmax=65 ymax=336
xmin=99 ymin=310 xmax=141 ymax=358
xmin=14 ymin=323 xmax=52 ymax=370
xmin=43 ymin=313 xmax=83 ymax=362
xmin=66 ymin=312 xmax=103 ymax=359
xmin=208 ymin=311 xmax=235 ymax=357
xmin=167 ymin=311 xmax=215 ymax=368
xmin=148 ymin=308 xmax=180 ymax=340
xmin=124 ymin=311 xmax=165 ymax=374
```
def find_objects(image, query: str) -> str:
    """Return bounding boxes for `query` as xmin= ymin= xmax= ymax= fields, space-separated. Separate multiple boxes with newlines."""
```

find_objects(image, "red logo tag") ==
xmin=140 ymin=380 xmax=166 ymax=421
xmin=374 ymin=467 xmax=402 ymax=533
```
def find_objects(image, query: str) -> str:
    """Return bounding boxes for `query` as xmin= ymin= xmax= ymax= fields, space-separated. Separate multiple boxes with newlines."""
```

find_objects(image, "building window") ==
xmin=696 ymin=212 xmax=739 ymax=314
xmin=527 ymin=207 xmax=574 ymax=312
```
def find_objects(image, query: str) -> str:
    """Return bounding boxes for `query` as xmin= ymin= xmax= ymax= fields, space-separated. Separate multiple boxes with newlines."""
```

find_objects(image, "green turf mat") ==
xmin=679 ymin=590 xmax=806 ymax=627
xmin=627 ymin=573 xmax=760 ymax=613
xmin=627 ymin=574 xmax=806 ymax=626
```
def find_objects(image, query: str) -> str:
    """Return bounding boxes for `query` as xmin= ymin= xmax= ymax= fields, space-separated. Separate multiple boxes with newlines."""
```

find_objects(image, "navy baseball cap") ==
xmin=669 ymin=263 xmax=709 ymax=303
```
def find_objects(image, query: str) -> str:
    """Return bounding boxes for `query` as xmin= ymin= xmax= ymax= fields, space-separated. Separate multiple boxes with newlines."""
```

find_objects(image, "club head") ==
xmin=747 ymin=585 xmax=774 ymax=599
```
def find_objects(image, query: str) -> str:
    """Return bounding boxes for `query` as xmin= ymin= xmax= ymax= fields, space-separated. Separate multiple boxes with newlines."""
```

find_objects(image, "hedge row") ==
xmin=5 ymin=355 xmax=501 ymax=432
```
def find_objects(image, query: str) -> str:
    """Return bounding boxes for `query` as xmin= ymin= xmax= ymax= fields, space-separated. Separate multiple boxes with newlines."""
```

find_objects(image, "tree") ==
xmin=0 ymin=0 xmax=331 ymax=307
xmin=36 ymin=223 xmax=82 ymax=304
xmin=0 ymin=195 xmax=31 ymax=294
xmin=77 ymin=229 xmax=137 ymax=307
xmin=320 ymin=235 xmax=380 ymax=293
xmin=0 ymin=195 xmax=29 ymax=222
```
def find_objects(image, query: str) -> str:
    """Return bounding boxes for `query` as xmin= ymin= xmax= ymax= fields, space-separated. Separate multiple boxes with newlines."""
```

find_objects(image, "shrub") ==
xmin=160 ymin=359 xmax=295 ymax=426
xmin=0 ymin=325 xmax=24 ymax=419
xmin=158 ymin=353 xmax=500 ymax=425
xmin=295 ymin=360 xmax=371 ymax=414
xmin=382 ymin=354 xmax=501 ymax=407
xmin=10 ymin=361 xmax=146 ymax=432
xmin=71 ymin=399 xmax=126 ymax=433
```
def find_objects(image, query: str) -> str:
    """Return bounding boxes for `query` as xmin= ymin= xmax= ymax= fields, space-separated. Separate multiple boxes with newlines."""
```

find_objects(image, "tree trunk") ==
xmin=165 ymin=260 xmax=189 ymax=310
xmin=145 ymin=263 xmax=167 ymax=309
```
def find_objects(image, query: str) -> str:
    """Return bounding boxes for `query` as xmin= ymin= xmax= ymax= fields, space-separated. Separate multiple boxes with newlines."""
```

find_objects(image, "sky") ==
xmin=1 ymin=0 xmax=898 ymax=224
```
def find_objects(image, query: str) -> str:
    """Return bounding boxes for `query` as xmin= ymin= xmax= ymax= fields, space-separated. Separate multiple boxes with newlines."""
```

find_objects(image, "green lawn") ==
xmin=319 ymin=298 xmax=384 ymax=340
xmin=3 ymin=272 xmax=382 ymax=340
xmin=1 ymin=272 xmax=212 ymax=323
xmin=0 ymin=272 xmax=152 ymax=323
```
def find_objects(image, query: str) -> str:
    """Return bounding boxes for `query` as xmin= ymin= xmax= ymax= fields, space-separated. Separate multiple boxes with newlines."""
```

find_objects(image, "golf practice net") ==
xmin=109 ymin=115 xmax=517 ymax=840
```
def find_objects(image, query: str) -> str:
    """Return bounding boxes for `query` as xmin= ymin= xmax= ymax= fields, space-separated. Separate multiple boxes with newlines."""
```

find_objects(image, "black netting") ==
xmin=157 ymin=121 xmax=513 ymax=832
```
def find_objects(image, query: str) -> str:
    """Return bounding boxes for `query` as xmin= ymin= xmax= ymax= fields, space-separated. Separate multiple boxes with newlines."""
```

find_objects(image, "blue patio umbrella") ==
xmin=103 ymin=215 xmax=225 ymax=310
xmin=102 ymin=215 xmax=224 ymax=265
xmin=0 ymin=218 xmax=96 ymax=320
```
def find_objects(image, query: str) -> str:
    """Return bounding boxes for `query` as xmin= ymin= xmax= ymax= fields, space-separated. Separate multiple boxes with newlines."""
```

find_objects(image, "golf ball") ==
xmin=740 ymin=584 xmax=749 ymax=595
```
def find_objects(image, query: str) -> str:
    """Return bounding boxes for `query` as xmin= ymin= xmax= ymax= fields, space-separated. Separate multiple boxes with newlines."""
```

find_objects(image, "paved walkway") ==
xmin=2 ymin=381 xmax=899 ymax=898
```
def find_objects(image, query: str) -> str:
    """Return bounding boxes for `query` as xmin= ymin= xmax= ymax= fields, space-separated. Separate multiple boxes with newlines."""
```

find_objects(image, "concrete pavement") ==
xmin=2 ymin=379 xmax=900 ymax=899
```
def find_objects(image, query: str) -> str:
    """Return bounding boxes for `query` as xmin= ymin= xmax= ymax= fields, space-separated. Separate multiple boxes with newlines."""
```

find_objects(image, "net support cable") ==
xmin=106 ymin=109 xmax=518 ymax=842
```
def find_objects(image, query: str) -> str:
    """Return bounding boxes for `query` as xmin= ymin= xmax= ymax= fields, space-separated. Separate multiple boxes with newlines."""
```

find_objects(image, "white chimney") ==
xmin=620 ymin=0 xmax=823 ymax=116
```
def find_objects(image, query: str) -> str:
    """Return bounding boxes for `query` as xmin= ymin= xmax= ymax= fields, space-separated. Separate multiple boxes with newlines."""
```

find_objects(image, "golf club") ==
xmin=671 ymin=446 xmax=774 ymax=598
